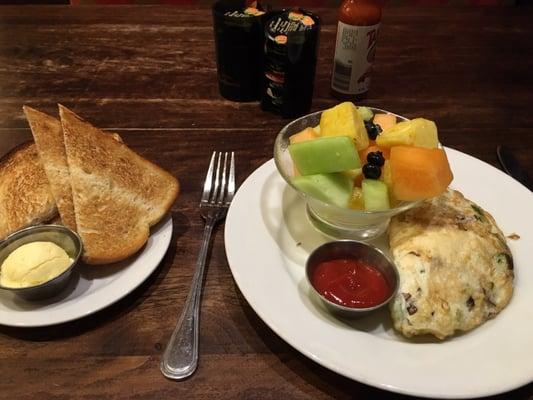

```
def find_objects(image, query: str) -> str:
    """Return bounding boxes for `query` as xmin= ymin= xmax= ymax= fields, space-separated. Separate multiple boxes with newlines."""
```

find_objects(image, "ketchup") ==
xmin=311 ymin=258 xmax=391 ymax=308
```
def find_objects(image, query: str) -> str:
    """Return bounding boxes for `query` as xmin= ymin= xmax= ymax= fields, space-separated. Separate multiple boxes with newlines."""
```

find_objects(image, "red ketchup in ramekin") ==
xmin=311 ymin=258 xmax=392 ymax=308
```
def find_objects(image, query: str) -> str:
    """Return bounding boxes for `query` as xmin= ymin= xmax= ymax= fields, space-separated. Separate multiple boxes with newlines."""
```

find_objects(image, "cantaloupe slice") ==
xmin=390 ymin=146 xmax=453 ymax=201
xmin=373 ymin=113 xmax=396 ymax=131
xmin=289 ymin=127 xmax=319 ymax=144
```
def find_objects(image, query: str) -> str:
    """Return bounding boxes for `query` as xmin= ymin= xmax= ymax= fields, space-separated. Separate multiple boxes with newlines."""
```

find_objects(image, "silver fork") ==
xmin=160 ymin=151 xmax=235 ymax=380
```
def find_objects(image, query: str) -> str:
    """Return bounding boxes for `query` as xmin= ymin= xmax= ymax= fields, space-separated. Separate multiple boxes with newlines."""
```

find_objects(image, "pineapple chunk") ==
xmin=320 ymin=102 xmax=369 ymax=150
xmin=381 ymin=160 xmax=393 ymax=188
xmin=376 ymin=118 xmax=439 ymax=148
xmin=380 ymin=160 xmax=399 ymax=207
xmin=348 ymin=186 xmax=364 ymax=210
xmin=342 ymin=167 xmax=362 ymax=182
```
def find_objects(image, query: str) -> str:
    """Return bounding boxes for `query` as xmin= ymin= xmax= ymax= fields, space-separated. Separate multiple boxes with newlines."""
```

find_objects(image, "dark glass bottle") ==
xmin=261 ymin=9 xmax=320 ymax=118
xmin=212 ymin=0 xmax=268 ymax=102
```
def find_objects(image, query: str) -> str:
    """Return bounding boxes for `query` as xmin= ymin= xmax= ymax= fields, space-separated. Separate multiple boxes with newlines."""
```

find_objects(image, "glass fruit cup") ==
xmin=273 ymin=107 xmax=422 ymax=241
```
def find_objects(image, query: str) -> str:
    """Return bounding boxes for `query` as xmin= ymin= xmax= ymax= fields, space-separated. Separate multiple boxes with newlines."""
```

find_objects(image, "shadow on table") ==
xmin=0 ymin=210 xmax=189 ymax=341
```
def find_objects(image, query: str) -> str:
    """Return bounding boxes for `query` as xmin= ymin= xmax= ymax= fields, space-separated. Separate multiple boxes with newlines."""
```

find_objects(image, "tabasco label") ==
xmin=331 ymin=21 xmax=380 ymax=95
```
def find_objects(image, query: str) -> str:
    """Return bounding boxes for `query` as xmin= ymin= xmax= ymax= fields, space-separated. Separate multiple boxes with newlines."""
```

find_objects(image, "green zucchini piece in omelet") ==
xmin=388 ymin=189 xmax=513 ymax=340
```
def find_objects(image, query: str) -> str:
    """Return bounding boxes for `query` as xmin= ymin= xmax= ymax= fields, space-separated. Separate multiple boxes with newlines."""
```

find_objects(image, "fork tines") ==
xmin=201 ymin=151 xmax=235 ymax=206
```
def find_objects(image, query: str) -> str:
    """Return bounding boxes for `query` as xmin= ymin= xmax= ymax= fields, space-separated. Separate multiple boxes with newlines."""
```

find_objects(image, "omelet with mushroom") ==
xmin=388 ymin=189 xmax=513 ymax=340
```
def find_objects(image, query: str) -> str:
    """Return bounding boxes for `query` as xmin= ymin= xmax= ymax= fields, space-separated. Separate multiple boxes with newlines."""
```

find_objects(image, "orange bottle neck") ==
xmin=338 ymin=0 xmax=382 ymax=26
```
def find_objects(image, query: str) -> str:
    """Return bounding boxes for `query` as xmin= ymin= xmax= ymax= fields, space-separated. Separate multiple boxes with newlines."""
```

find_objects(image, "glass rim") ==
xmin=273 ymin=106 xmax=423 ymax=216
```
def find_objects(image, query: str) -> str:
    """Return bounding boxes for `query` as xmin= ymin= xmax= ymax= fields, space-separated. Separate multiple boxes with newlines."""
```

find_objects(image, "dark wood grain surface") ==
xmin=0 ymin=5 xmax=532 ymax=400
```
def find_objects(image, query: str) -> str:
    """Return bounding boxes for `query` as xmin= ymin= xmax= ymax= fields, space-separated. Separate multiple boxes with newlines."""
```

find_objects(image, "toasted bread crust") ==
xmin=23 ymin=106 xmax=77 ymax=231
xmin=0 ymin=142 xmax=57 ymax=239
xmin=59 ymin=104 xmax=179 ymax=264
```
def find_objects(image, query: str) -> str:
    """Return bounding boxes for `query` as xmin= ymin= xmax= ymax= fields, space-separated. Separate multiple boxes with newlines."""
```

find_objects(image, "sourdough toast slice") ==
xmin=58 ymin=105 xmax=179 ymax=264
xmin=0 ymin=142 xmax=57 ymax=240
xmin=23 ymin=106 xmax=77 ymax=231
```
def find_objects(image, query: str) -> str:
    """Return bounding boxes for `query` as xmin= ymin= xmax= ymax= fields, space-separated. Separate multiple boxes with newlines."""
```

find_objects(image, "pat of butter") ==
xmin=0 ymin=241 xmax=73 ymax=288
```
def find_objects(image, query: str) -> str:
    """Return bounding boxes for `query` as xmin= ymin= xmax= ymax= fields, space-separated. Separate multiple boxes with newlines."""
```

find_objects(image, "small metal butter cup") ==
xmin=0 ymin=225 xmax=83 ymax=301
xmin=305 ymin=240 xmax=399 ymax=318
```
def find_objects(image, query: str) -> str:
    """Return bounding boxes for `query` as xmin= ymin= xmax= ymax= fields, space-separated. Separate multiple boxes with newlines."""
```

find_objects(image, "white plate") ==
xmin=0 ymin=214 xmax=173 ymax=327
xmin=225 ymin=148 xmax=533 ymax=398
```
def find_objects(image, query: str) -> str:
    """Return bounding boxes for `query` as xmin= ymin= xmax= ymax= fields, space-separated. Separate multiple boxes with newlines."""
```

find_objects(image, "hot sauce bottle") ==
xmin=330 ymin=0 xmax=381 ymax=100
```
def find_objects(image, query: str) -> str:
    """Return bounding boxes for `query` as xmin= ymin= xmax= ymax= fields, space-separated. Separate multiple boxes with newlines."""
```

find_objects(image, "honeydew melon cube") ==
xmin=288 ymin=136 xmax=361 ymax=176
xmin=291 ymin=173 xmax=353 ymax=208
xmin=357 ymin=106 xmax=374 ymax=121
xmin=320 ymin=102 xmax=369 ymax=150
xmin=362 ymin=179 xmax=390 ymax=211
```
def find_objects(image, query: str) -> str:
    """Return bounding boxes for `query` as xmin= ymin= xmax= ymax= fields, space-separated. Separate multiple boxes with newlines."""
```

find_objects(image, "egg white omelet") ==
xmin=388 ymin=190 xmax=514 ymax=340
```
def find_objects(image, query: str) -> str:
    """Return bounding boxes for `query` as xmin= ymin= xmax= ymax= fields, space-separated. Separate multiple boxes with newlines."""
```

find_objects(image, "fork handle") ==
xmin=160 ymin=217 xmax=215 ymax=380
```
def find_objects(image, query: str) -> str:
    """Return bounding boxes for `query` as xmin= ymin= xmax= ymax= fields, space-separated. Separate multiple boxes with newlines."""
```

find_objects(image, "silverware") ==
xmin=160 ymin=151 xmax=235 ymax=380
xmin=496 ymin=145 xmax=532 ymax=191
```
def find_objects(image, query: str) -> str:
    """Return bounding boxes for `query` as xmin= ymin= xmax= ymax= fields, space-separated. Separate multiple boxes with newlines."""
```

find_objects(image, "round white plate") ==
xmin=0 ymin=214 xmax=173 ymax=327
xmin=225 ymin=148 xmax=533 ymax=398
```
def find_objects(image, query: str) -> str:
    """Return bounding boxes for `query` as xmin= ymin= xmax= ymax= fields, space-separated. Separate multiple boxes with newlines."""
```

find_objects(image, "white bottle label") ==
xmin=331 ymin=21 xmax=380 ymax=95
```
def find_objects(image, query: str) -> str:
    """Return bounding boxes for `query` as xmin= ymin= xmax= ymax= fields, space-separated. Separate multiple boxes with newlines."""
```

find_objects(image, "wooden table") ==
xmin=0 ymin=5 xmax=532 ymax=399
